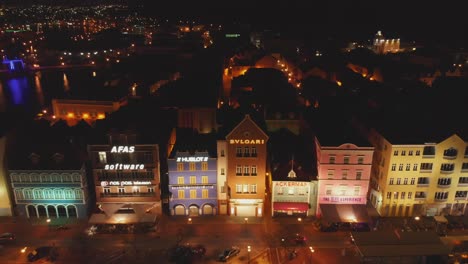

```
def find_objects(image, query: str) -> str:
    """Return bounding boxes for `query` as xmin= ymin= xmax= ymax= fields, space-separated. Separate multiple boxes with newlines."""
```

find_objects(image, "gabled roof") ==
xmin=225 ymin=114 xmax=269 ymax=139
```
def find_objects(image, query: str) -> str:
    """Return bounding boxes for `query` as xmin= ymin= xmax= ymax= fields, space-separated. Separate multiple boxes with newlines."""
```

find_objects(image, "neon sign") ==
xmin=111 ymin=146 xmax=135 ymax=153
xmin=104 ymin=163 xmax=144 ymax=170
xmin=176 ymin=157 xmax=208 ymax=162
xmin=229 ymin=139 xmax=265 ymax=144
xmin=275 ymin=181 xmax=308 ymax=187
xmin=101 ymin=181 xmax=151 ymax=186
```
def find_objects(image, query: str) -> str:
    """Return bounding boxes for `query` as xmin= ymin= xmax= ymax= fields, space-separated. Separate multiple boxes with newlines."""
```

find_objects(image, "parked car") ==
xmin=217 ymin=246 xmax=240 ymax=262
xmin=292 ymin=234 xmax=307 ymax=245
xmin=0 ymin=233 xmax=15 ymax=243
xmin=27 ymin=246 xmax=57 ymax=262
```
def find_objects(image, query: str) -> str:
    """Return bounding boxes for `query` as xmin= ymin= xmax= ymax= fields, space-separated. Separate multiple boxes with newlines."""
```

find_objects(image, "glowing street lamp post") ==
xmin=247 ymin=245 xmax=251 ymax=263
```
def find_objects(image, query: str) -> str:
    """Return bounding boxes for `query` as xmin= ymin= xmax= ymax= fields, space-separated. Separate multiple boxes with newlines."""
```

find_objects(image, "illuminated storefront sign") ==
xmin=110 ymin=146 xmax=135 ymax=153
xmin=275 ymin=181 xmax=308 ymax=187
xmin=101 ymin=181 xmax=151 ymax=186
xmin=320 ymin=197 xmax=363 ymax=203
xmin=229 ymin=139 xmax=265 ymax=144
xmin=176 ymin=157 xmax=208 ymax=162
xmin=104 ymin=164 xmax=145 ymax=170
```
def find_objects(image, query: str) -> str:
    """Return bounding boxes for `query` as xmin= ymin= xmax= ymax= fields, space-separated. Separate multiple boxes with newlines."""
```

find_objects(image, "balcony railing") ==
xmin=434 ymin=197 xmax=448 ymax=202
xmin=437 ymin=183 xmax=451 ymax=188
xmin=100 ymin=192 xmax=156 ymax=198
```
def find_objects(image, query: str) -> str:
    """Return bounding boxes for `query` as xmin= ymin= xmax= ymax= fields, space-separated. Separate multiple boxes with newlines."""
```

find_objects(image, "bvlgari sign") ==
xmin=229 ymin=139 xmax=265 ymax=144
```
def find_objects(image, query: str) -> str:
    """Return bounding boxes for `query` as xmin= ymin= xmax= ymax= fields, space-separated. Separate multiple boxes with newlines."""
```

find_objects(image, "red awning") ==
xmin=273 ymin=202 xmax=309 ymax=212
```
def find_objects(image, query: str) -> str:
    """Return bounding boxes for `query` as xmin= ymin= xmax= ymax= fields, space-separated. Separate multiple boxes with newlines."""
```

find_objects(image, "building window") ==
xmin=356 ymin=171 xmax=362 ymax=180
xmin=391 ymin=164 xmax=396 ymax=171
xmin=411 ymin=178 xmax=415 ymax=185
xmin=202 ymin=176 xmax=208 ymax=184
xmin=189 ymin=163 xmax=196 ymax=171
xmin=386 ymin=192 xmax=391 ymax=199
xmin=221 ymin=186 xmax=226 ymax=193
xmin=298 ymin=188 xmax=305 ymax=195
xmin=344 ymin=156 xmax=350 ymax=164
xmin=398 ymin=164 xmax=403 ymax=171
xmin=143 ymin=152 xmax=153 ymax=163
xmin=148 ymin=187 xmax=154 ymax=193
xmin=342 ymin=170 xmax=348 ymax=179
xmin=416 ymin=150 xmax=420 ymax=156
xmin=236 ymin=165 xmax=242 ymax=175
xmin=397 ymin=178 xmax=401 ymax=185
xmin=132 ymin=187 xmax=140 ymax=193
xmin=250 ymin=184 xmax=257 ymax=194
xmin=327 ymin=170 xmax=334 ymax=179
xmin=389 ymin=178 xmax=394 ymax=185
xmin=103 ymin=187 xmax=110 ymax=194
xmin=462 ymin=163 xmax=468 ymax=170
xmin=413 ymin=164 xmax=418 ymax=171
xmin=329 ymin=156 xmax=335 ymax=164
xmin=177 ymin=163 xmax=184 ymax=171
xmin=339 ymin=186 xmax=346 ymax=196
xmin=251 ymin=147 xmax=257 ymax=157
xmin=190 ymin=190 xmax=197 ymax=198
xmin=326 ymin=186 xmax=332 ymax=195
xmin=244 ymin=147 xmax=250 ymax=157
xmin=401 ymin=151 xmax=406 ymax=156
xmin=98 ymin=152 xmax=107 ymax=163
xmin=243 ymin=184 xmax=249 ymax=193
xmin=394 ymin=150 xmax=398 ymax=156
xmin=393 ymin=192 xmax=399 ymax=199
xmin=236 ymin=147 xmax=242 ymax=157
xmin=177 ymin=177 xmax=184 ymax=184
xmin=236 ymin=184 xmax=242 ymax=194
xmin=221 ymin=168 xmax=225 ymax=175
xmin=243 ymin=166 xmax=250 ymax=176
xmin=401 ymin=192 xmax=405 ymax=199
xmin=190 ymin=176 xmax=196 ymax=184
xmin=408 ymin=192 xmax=412 ymax=199
xmin=277 ymin=187 xmax=284 ymax=195
xmin=201 ymin=162 xmax=208 ymax=171
xmin=202 ymin=189 xmax=208 ymax=198
xmin=354 ymin=186 xmax=360 ymax=196
xmin=409 ymin=151 xmax=413 ymax=156
xmin=404 ymin=178 xmax=408 ymax=185
xmin=251 ymin=165 xmax=257 ymax=175
xmin=220 ymin=150 xmax=225 ymax=157
xmin=406 ymin=164 xmax=411 ymax=171
xmin=178 ymin=190 xmax=185 ymax=198
xmin=288 ymin=188 xmax=294 ymax=195
xmin=357 ymin=156 xmax=364 ymax=164
xmin=455 ymin=191 xmax=468 ymax=198
xmin=118 ymin=187 xmax=125 ymax=194
xmin=420 ymin=163 xmax=433 ymax=170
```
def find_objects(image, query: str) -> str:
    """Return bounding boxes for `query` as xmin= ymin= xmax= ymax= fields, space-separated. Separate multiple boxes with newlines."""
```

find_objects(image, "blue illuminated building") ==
xmin=7 ymin=144 xmax=89 ymax=220
xmin=168 ymin=129 xmax=218 ymax=216
xmin=2 ymin=58 xmax=25 ymax=72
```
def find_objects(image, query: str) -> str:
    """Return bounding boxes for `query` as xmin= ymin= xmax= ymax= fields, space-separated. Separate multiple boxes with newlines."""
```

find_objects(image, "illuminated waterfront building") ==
xmin=315 ymin=122 xmax=374 ymax=223
xmin=217 ymin=114 xmax=269 ymax=217
xmin=373 ymin=30 xmax=400 ymax=54
xmin=369 ymin=131 xmax=468 ymax=217
xmin=88 ymin=132 xmax=161 ymax=224
xmin=0 ymin=136 xmax=13 ymax=216
xmin=7 ymin=144 xmax=89 ymax=219
xmin=168 ymin=129 xmax=217 ymax=216
xmin=51 ymin=99 xmax=123 ymax=126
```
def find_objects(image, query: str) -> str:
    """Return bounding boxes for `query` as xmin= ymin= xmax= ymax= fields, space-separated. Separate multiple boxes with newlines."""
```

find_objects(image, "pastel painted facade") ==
xmin=168 ymin=151 xmax=218 ymax=216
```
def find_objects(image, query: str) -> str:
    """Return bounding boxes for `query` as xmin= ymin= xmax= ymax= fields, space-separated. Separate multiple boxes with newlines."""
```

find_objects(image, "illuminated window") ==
xmin=132 ymin=187 xmax=140 ymax=194
xmin=386 ymin=192 xmax=391 ymax=199
xmin=329 ymin=156 xmax=335 ymax=164
xmin=354 ymin=186 xmax=360 ymax=196
xmin=189 ymin=163 xmax=196 ymax=171
xmin=356 ymin=171 xmax=362 ymax=180
xmin=45 ymin=189 xmax=54 ymax=199
xmin=177 ymin=177 xmax=184 ymax=184
xmin=24 ymin=189 xmax=33 ymax=199
xmin=357 ymin=156 xmax=364 ymax=164
xmin=243 ymin=166 xmax=249 ymax=175
xmin=344 ymin=156 xmax=350 ymax=164
xmin=178 ymin=190 xmax=185 ymax=198
xmin=177 ymin=163 xmax=184 ymax=171
xmin=98 ymin=152 xmax=107 ymax=163
xmin=325 ymin=186 xmax=332 ymax=195
xmin=413 ymin=164 xmax=418 ymax=171
xmin=408 ymin=192 xmax=412 ymax=199
xmin=393 ymin=192 xmax=399 ymax=199
xmin=401 ymin=151 xmax=406 ymax=156
xmin=409 ymin=151 xmax=413 ymax=156
xmin=202 ymin=189 xmax=208 ymax=198
xmin=327 ymin=170 xmax=334 ymax=179
xmin=251 ymin=165 xmax=257 ymax=175
xmin=236 ymin=165 xmax=242 ymax=175
xmin=416 ymin=150 xmax=420 ymax=156
xmin=404 ymin=178 xmax=408 ymax=185
xmin=250 ymin=184 xmax=257 ymax=194
xmin=401 ymin=192 xmax=406 ymax=199
xmin=397 ymin=178 xmax=401 ymax=185
xmin=288 ymin=188 xmax=294 ymax=195
xmin=74 ymin=189 xmax=82 ymax=199
xmin=190 ymin=190 xmax=197 ymax=198
xmin=15 ymin=189 xmax=23 ymax=200
xmin=236 ymin=147 xmax=242 ymax=157
xmin=148 ymin=187 xmax=154 ymax=193
xmin=118 ymin=187 xmax=125 ymax=194
xmin=398 ymin=164 xmax=403 ymax=171
xmin=201 ymin=176 xmax=208 ymax=184
xmin=389 ymin=178 xmax=394 ymax=185
xmin=244 ymin=147 xmax=250 ymax=157
xmin=339 ymin=186 xmax=346 ymax=196
xmin=406 ymin=164 xmax=410 ymax=171
xmin=220 ymin=150 xmax=225 ymax=157
xmin=201 ymin=162 xmax=208 ymax=171
xmin=277 ymin=187 xmax=284 ymax=195
xmin=243 ymin=184 xmax=249 ymax=193
xmin=236 ymin=184 xmax=242 ymax=193
xmin=221 ymin=168 xmax=225 ymax=175
xmin=65 ymin=189 xmax=73 ymax=199
xmin=190 ymin=176 xmax=196 ymax=184
xmin=33 ymin=189 xmax=42 ymax=199
xmin=342 ymin=170 xmax=348 ymax=179
xmin=411 ymin=178 xmax=415 ymax=185
xmin=251 ymin=147 xmax=257 ymax=157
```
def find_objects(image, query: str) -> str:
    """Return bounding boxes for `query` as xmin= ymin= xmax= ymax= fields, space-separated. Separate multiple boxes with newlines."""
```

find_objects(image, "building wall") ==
xmin=88 ymin=144 xmax=161 ymax=214
xmin=52 ymin=99 xmax=121 ymax=126
xmin=369 ymin=131 xmax=468 ymax=217
xmin=168 ymin=152 xmax=218 ymax=215
xmin=226 ymin=115 xmax=268 ymax=217
xmin=316 ymin=141 xmax=374 ymax=215
xmin=177 ymin=108 xmax=218 ymax=134
xmin=217 ymin=140 xmax=228 ymax=214
xmin=0 ymin=136 xmax=12 ymax=216
xmin=9 ymin=168 xmax=88 ymax=219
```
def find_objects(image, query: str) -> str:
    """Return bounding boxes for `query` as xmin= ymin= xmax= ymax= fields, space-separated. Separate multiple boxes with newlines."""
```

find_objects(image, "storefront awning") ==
xmin=320 ymin=204 xmax=369 ymax=223
xmin=434 ymin=215 xmax=448 ymax=223
xmin=89 ymin=203 xmax=158 ymax=224
xmin=273 ymin=202 xmax=309 ymax=212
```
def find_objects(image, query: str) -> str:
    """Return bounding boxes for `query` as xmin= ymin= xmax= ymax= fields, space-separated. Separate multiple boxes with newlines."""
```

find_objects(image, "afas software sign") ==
xmin=104 ymin=146 xmax=145 ymax=170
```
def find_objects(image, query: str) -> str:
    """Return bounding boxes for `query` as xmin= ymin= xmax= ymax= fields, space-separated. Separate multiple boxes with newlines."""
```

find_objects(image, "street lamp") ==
xmin=297 ymin=217 xmax=302 ymax=222
xmin=21 ymin=247 xmax=27 ymax=253
xmin=247 ymin=245 xmax=251 ymax=263
xmin=244 ymin=217 xmax=248 ymax=223
xmin=188 ymin=218 xmax=192 ymax=224
xmin=309 ymin=246 xmax=315 ymax=264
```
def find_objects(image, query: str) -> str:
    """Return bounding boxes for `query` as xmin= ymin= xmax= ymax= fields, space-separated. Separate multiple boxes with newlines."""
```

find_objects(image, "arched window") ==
xmin=67 ymin=205 xmax=77 ymax=218
xmin=72 ymin=173 xmax=81 ymax=182
xmin=74 ymin=189 xmax=83 ymax=199
xmin=33 ymin=189 xmax=43 ymax=199
xmin=24 ymin=189 xmax=33 ymax=199
xmin=37 ymin=205 xmax=47 ymax=217
xmin=65 ymin=189 xmax=73 ymax=199
xmin=54 ymin=189 xmax=63 ymax=199
xmin=20 ymin=173 xmax=30 ymax=182
xmin=15 ymin=189 xmax=24 ymax=200
xmin=57 ymin=205 xmax=67 ymax=217
xmin=47 ymin=205 xmax=57 ymax=218
xmin=62 ymin=174 xmax=71 ymax=182
xmin=44 ymin=189 xmax=54 ymax=199
xmin=40 ymin=174 xmax=50 ymax=182
xmin=51 ymin=173 xmax=60 ymax=182
xmin=27 ymin=205 xmax=37 ymax=218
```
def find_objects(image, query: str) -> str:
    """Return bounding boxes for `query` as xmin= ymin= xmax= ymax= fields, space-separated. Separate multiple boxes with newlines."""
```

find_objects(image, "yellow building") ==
xmin=51 ymin=99 xmax=122 ymax=126
xmin=369 ymin=131 xmax=468 ymax=217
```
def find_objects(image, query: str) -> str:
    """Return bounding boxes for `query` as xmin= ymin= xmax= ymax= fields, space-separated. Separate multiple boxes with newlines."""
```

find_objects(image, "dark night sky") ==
xmin=4 ymin=0 xmax=467 ymax=45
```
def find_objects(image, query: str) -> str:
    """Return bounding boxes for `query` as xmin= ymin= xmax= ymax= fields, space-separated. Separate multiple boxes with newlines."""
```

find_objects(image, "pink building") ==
xmin=315 ymin=123 xmax=374 ymax=223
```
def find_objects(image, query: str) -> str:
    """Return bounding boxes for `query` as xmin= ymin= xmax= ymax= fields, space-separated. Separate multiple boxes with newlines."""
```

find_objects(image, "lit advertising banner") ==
xmin=101 ymin=181 xmax=151 ymax=186
xmin=320 ymin=196 xmax=363 ymax=203
xmin=176 ymin=157 xmax=208 ymax=162
xmin=104 ymin=146 xmax=144 ymax=170
xmin=229 ymin=139 xmax=265 ymax=144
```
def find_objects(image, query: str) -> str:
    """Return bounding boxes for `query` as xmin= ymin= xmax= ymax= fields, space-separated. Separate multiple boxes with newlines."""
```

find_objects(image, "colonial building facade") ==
xmin=219 ymin=114 xmax=269 ymax=217
xmin=88 ymin=133 xmax=161 ymax=224
xmin=168 ymin=151 xmax=217 ymax=216
xmin=369 ymin=132 xmax=468 ymax=217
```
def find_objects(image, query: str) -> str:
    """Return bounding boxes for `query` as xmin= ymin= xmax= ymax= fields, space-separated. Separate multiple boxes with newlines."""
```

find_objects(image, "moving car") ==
xmin=0 ymin=233 xmax=15 ymax=242
xmin=27 ymin=246 xmax=57 ymax=262
xmin=218 ymin=246 xmax=240 ymax=262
